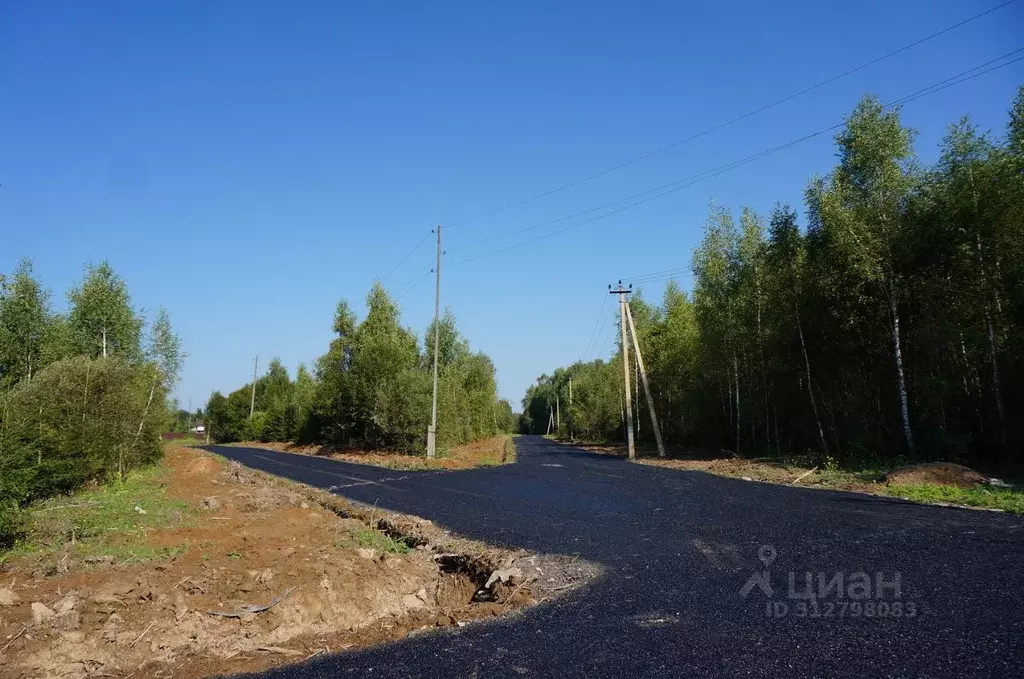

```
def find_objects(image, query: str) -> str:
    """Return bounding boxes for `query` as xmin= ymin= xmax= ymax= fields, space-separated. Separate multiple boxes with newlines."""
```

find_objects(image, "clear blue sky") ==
xmin=2 ymin=1 xmax=1022 ymax=410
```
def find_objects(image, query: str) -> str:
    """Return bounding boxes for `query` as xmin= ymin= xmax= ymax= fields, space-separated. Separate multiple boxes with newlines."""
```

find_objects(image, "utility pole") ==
xmin=635 ymin=351 xmax=640 ymax=439
xmin=625 ymin=301 xmax=666 ymax=457
xmin=568 ymin=377 xmax=573 ymax=441
xmin=556 ymin=393 xmax=560 ymax=433
xmin=205 ymin=391 xmax=213 ymax=445
xmin=426 ymin=225 xmax=442 ymax=458
xmin=611 ymin=282 xmax=635 ymax=460
xmin=249 ymin=354 xmax=259 ymax=420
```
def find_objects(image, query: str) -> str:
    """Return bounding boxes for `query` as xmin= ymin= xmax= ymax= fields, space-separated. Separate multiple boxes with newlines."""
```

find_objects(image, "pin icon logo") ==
xmin=740 ymin=545 xmax=777 ymax=598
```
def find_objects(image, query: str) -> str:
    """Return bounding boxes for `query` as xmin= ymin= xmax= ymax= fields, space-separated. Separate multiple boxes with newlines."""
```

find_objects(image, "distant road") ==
xmin=209 ymin=436 xmax=1024 ymax=678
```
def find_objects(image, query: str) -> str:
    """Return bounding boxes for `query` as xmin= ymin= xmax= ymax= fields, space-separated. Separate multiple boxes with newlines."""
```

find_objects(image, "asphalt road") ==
xmin=208 ymin=436 xmax=1024 ymax=679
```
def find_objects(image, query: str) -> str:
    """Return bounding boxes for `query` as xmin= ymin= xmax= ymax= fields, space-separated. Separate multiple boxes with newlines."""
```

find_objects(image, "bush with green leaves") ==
xmin=0 ymin=260 xmax=183 ymax=545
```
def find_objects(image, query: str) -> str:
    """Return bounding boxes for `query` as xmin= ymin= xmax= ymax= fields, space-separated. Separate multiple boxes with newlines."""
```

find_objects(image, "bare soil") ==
xmin=228 ymin=435 xmax=515 ymax=471
xmin=0 ymin=446 xmax=590 ymax=679
xmin=884 ymin=462 xmax=988 ymax=488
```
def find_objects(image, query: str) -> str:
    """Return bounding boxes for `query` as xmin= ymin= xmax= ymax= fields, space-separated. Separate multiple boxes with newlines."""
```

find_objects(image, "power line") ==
xmin=442 ymin=0 xmax=1018 ymax=230
xmin=382 ymin=229 xmax=433 ymax=282
xmin=395 ymin=265 xmax=432 ymax=301
xmin=580 ymin=294 xmax=611 ymax=361
xmin=449 ymin=49 xmax=1024 ymax=268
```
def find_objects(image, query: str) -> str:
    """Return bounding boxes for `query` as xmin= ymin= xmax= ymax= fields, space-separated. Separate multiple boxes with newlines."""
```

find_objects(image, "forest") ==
xmin=523 ymin=89 xmax=1024 ymax=469
xmin=205 ymin=282 xmax=516 ymax=451
xmin=0 ymin=261 xmax=182 ymax=544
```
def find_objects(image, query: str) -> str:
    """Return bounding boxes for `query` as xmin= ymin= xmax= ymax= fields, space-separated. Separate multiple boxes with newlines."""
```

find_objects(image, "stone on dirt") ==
xmin=31 ymin=601 xmax=55 ymax=625
xmin=485 ymin=567 xmax=523 ymax=588
xmin=0 ymin=587 xmax=19 ymax=606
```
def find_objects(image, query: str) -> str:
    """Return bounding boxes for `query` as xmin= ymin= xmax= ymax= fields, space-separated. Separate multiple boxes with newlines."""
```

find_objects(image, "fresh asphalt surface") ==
xmin=207 ymin=436 xmax=1024 ymax=678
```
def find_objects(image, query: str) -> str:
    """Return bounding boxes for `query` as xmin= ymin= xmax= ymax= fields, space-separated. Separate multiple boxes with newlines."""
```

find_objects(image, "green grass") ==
xmin=340 ymin=526 xmax=411 ymax=554
xmin=886 ymin=484 xmax=1024 ymax=514
xmin=0 ymin=462 xmax=193 ymax=567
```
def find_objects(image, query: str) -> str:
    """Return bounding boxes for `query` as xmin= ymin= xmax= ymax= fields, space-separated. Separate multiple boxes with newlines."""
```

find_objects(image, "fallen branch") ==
xmin=792 ymin=466 xmax=819 ymax=485
xmin=257 ymin=646 xmax=303 ymax=656
xmin=36 ymin=502 xmax=101 ymax=512
xmin=129 ymin=620 xmax=156 ymax=648
xmin=206 ymin=587 xmax=294 ymax=618
xmin=0 ymin=626 xmax=27 ymax=656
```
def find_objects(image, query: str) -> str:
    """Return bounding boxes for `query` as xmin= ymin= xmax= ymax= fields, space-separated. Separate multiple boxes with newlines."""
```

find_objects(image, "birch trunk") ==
xmin=985 ymin=308 xmax=1006 ymax=445
xmin=889 ymin=294 xmax=914 ymax=454
xmin=733 ymin=353 xmax=740 ymax=455
xmin=129 ymin=378 xmax=157 ymax=480
xmin=797 ymin=310 xmax=828 ymax=454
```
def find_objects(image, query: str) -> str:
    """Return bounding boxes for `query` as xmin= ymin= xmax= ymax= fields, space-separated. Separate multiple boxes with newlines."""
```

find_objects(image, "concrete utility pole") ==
xmin=635 ymin=351 xmax=640 ymax=439
xmin=611 ymin=283 xmax=635 ymax=460
xmin=249 ymin=354 xmax=259 ymax=420
xmin=568 ymin=377 xmax=573 ymax=441
xmin=625 ymin=302 xmax=666 ymax=457
xmin=426 ymin=225 xmax=442 ymax=458
xmin=556 ymin=393 xmax=560 ymax=432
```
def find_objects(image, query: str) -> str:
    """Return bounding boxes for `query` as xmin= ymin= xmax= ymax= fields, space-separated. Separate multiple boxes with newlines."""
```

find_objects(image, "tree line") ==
xmin=524 ymin=89 xmax=1024 ymax=469
xmin=206 ymin=282 xmax=516 ymax=451
xmin=0 ymin=260 xmax=183 ymax=544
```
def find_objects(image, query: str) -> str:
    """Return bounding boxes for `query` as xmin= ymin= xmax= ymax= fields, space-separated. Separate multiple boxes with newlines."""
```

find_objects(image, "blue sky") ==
xmin=2 ymin=0 xmax=1022 ymax=410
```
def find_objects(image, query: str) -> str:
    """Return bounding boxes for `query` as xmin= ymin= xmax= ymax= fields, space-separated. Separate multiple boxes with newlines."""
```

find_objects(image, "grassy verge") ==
xmin=885 ymin=484 xmax=1024 ymax=514
xmin=1 ymin=462 xmax=192 ymax=568
xmin=563 ymin=438 xmax=1024 ymax=515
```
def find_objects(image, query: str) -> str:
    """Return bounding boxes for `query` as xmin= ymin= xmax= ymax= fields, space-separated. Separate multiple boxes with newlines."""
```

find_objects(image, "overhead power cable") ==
xmin=395 ymin=265 xmax=432 ymax=301
xmin=442 ymin=0 xmax=1018 ymax=230
xmin=449 ymin=48 xmax=1024 ymax=267
xmin=580 ymin=294 xmax=612 ymax=361
xmin=382 ymin=229 xmax=433 ymax=283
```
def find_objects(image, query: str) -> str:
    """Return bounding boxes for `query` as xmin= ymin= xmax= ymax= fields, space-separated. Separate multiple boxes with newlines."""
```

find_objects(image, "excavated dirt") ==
xmin=0 ymin=447 xmax=594 ymax=679
xmin=884 ymin=462 xmax=988 ymax=488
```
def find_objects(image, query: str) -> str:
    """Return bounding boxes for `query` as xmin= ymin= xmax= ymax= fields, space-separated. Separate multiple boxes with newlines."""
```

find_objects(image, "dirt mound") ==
xmin=183 ymin=455 xmax=220 ymax=476
xmin=885 ymin=462 xmax=987 ymax=488
xmin=0 ymin=446 xmax=584 ymax=679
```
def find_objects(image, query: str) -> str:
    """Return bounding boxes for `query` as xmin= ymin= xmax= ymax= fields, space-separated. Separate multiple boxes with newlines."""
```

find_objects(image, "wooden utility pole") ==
xmin=624 ymin=302 xmax=666 ymax=457
xmin=426 ymin=225 xmax=442 ymax=458
xmin=611 ymin=283 xmax=635 ymax=459
xmin=249 ymin=354 xmax=259 ymax=420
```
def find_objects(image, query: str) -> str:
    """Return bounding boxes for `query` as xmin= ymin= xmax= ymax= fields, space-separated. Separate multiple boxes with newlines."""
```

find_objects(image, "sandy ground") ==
xmin=227 ymin=435 xmax=515 ymax=470
xmin=0 ymin=445 xmax=580 ymax=679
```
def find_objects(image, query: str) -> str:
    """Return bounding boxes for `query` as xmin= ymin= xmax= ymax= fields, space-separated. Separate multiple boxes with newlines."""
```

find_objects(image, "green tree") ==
xmin=0 ymin=259 xmax=51 ymax=385
xmin=67 ymin=261 xmax=143 ymax=360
